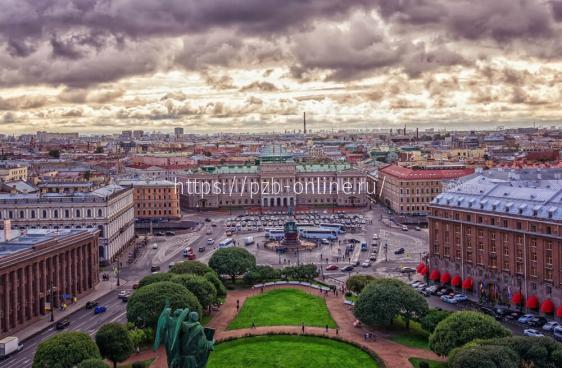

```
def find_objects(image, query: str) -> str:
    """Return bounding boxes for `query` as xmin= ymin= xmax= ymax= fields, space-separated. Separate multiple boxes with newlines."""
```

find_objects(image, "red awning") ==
xmin=451 ymin=275 xmax=462 ymax=287
xmin=557 ymin=305 xmax=562 ymax=318
xmin=416 ymin=262 xmax=425 ymax=273
xmin=511 ymin=292 xmax=524 ymax=306
xmin=526 ymin=295 xmax=539 ymax=310
xmin=541 ymin=299 xmax=555 ymax=314
xmin=419 ymin=265 xmax=428 ymax=276
xmin=429 ymin=269 xmax=440 ymax=281
xmin=440 ymin=272 xmax=451 ymax=284
xmin=462 ymin=277 xmax=473 ymax=290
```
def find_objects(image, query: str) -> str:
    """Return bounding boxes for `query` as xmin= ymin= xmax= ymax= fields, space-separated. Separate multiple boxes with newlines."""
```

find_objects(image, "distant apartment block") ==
xmin=377 ymin=164 xmax=474 ymax=216
xmin=118 ymin=179 xmax=181 ymax=220
xmin=0 ymin=184 xmax=134 ymax=262
xmin=0 ymin=164 xmax=27 ymax=182
xmin=0 ymin=229 xmax=99 ymax=337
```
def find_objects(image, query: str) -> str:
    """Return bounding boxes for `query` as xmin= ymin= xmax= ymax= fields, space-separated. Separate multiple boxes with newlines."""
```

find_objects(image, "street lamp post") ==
xmin=49 ymin=281 xmax=56 ymax=322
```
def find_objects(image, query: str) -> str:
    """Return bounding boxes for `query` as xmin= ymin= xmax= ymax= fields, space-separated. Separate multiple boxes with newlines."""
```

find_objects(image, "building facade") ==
xmin=0 ymin=164 xmax=28 ymax=182
xmin=428 ymin=171 xmax=562 ymax=314
xmin=0 ymin=185 xmax=135 ymax=262
xmin=178 ymin=162 xmax=369 ymax=209
xmin=378 ymin=164 xmax=474 ymax=215
xmin=0 ymin=229 xmax=99 ymax=337
xmin=118 ymin=180 xmax=181 ymax=220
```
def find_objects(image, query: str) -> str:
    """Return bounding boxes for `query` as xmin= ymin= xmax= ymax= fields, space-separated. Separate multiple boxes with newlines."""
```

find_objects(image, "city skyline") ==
xmin=2 ymin=1 xmax=562 ymax=134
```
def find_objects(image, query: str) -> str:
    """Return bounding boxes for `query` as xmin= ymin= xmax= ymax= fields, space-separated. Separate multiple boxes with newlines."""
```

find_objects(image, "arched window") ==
xmin=97 ymin=209 xmax=102 ymax=217
xmin=19 ymin=210 xmax=24 ymax=218
xmin=76 ymin=209 xmax=81 ymax=217
xmin=87 ymin=209 xmax=92 ymax=217
xmin=31 ymin=210 xmax=36 ymax=219
xmin=54 ymin=210 xmax=59 ymax=218
xmin=42 ymin=210 xmax=47 ymax=218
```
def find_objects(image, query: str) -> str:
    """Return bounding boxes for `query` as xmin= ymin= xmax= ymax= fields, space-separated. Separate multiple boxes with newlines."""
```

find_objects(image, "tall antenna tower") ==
xmin=303 ymin=112 xmax=307 ymax=134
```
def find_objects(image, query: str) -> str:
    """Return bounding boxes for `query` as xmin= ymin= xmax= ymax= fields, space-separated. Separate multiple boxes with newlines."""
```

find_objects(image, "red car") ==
xmin=187 ymin=253 xmax=196 ymax=260
xmin=326 ymin=264 xmax=339 ymax=271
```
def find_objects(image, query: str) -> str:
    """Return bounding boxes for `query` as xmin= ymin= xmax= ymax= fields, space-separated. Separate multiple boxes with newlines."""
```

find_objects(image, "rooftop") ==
xmin=0 ymin=229 xmax=93 ymax=257
xmin=379 ymin=165 xmax=474 ymax=180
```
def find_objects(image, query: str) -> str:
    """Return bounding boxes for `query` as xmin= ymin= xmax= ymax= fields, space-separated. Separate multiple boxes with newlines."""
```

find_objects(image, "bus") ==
xmin=218 ymin=238 xmax=234 ymax=248
xmin=265 ymin=229 xmax=285 ymax=240
xmin=319 ymin=223 xmax=346 ymax=234
xmin=300 ymin=228 xmax=338 ymax=240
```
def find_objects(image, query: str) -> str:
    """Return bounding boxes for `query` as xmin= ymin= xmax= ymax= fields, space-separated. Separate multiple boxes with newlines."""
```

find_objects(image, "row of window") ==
xmin=0 ymin=208 xmax=104 ymax=220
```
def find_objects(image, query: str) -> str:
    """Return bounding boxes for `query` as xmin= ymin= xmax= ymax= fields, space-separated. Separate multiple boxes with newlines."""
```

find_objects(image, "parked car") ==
xmin=415 ymin=226 xmax=421 ymax=231
xmin=528 ymin=316 xmax=548 ymax=327
xmin=341 ymin=265 xmax=354 ymax=272
xmin=394 ymin=248 xmax=405 ymax=255
xmin=165 ymin=231 xmax=175 ymax=236
xmin=542 ymin=321 xmax=560 ymax=331
xmin=55 ymin=319 xmax=70 ymax=330
xmin=361 ymin=260 xmax=371 ymax=268
xmin=419 ymin=289 xmax=431 ymax=297
xmin=155 ymin=232 xmax=165 ymax=236
xmin=440 ymin=295 xmax=457 ymax=304
xmin=152 ymin=243 xmax=158 ymax=250
xmin=400 ymin=267 xmax=416 ymax=273
xmin=85 ymin=300 xmax=98 ymax=309
xmin=435 ymin=287 xmax=452 ymax=296
xmin=401 ymin=225 xmax=408 ymax=231
xmin=517 ymin=314 xmax=535 ymax=324
xmin=523 ymin=328 xmax=544 ymax=337
xmin=505 ymin=311 xmax=523 ymax=321
xmin=453 ymin=294 xmax=468 ymax=302
xmin=150 ymin=265 xmax=160 ymax=272
xmin=410 ymin=281 xmax=422 ymax=287
xmin=118 ymin=290 xmax=129 ymax=299
xmin=369 ymin=255 xmax=377 ymax=261
xmin=204 ymin=218 xmax=211 ymax=222
xmin=479 ymin=305 xmax=496 ymax=318
xmin=198 ymin=246 xmax=206 ymax=252
xmin=207 ymin=238 xmax=214 ymax=245
xmin=425 ymin=285 xmax=438 ymax=294
xmin=121 ymin=296 xmax=129 ymax=303
xmin=94 ymin=306 xmax=107 ymax=314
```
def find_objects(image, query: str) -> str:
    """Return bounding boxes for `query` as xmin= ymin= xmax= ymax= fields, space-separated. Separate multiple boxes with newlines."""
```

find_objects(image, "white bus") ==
xmin=300 ymin=228 xmax=338 ymax=240
xmin=319 ymin=223 xmax=346 ymax=234
xmin=265 ymin=229 xmax=285 ymax=240
xmin=218 ymin=238 xmax=234 ymax=248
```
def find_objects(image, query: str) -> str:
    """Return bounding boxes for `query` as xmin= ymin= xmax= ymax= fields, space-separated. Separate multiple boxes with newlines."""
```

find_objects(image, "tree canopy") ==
xmin=170 ymin=261 xmax=213 ymax=276
xmin=354 ymin=278 xmax=428 ymax=327
xmin=429 ymin=311 xmax=511 ymax=356
xmin=95 ymin=323 xmax=134 ymax=368
xmin=172 ymin=274 xmax=217 ymax=309
xmin=127 ymin=281 xmax=202 ymax=328
xmin=204 ymin=271 xmax=227 ymax=297
xmin=138 ymin=272 xmax=173 ymax=288
xmin=208 ymin=247 xmax=256 ymax=282
xmin=77 ymin=359 xmax=110 ymax=368
xmin=32 ymin=331 xmax=101 ymax=368
xmin=448 ymin=345 xmax=519 ymax=368
xmin=420 ymin=309 xmax=453 ymax=334
xmin=345 ymin=274 xmax=375 ymax=294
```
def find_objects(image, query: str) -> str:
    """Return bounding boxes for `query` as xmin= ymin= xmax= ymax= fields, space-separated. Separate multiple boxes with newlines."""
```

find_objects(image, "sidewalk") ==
xmin=13 ymin=273 xmax=127 ymax=342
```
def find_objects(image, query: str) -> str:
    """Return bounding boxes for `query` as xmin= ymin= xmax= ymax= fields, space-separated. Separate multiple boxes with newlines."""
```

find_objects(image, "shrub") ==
xmin=172 ymin=274 xmax=217 ymax=309
xmin=345 ymin=274 xmax=375 ymax=294
xmin=209 ymin=247 xmax=256 ymax=282
xmin=33 ymin=332 xmax=100 ymax=368
xmin=420 ymin=309 xmax=452 ymax=333
xmin=138 ymin=272 xmax=172 ymax=288
xmin=169 ymin=261 xmax=213 ymax=276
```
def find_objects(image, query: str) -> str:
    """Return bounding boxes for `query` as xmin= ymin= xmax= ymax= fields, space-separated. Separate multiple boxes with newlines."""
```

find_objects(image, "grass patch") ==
xmin=227 ymin=288 xmax=337 ymax=329
xmin=409 ymin=357 xmax=447 ymax=368
xmin=391 ymin=333 xmax=429 ymax=350
xmin=208 ymin=335 xmax=378 ymax=368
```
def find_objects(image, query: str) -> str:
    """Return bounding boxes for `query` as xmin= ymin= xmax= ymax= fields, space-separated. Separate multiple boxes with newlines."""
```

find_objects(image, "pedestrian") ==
xmin=261 ymin=286 xmax=264 ymax=293
xmin=325 ymin=324 xmax=328 ymax=333
xmin=336 ymin=328 xmax=339 ymax=335
xmin=301 ymin=322 xmax=305 ymax=333
xmin=252 ymin=321 xmax=256 ymax=329
xmin=236 ymin=299 xmax=240 ymax=311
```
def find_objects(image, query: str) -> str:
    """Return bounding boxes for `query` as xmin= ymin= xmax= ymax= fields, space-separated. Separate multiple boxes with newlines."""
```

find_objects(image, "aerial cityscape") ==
xmin=1 ymin=1 xmax=562 ymax=368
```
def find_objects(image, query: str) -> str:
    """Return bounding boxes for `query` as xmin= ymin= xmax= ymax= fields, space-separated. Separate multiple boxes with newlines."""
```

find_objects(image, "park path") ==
xmin=122 ymin=284 xmax=444 ymax=368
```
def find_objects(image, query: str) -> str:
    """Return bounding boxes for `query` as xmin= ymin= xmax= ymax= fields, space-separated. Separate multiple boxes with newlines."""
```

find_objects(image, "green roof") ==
xmin=296 ymin=164 xmax=351 ymax=173
xmin=199 ymin=165 xmax=259 ymax=174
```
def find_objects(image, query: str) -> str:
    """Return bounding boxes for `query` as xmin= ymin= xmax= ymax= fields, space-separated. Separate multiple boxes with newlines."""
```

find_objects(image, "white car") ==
xmin=372 ymin=234 xmax=379 ymax=240
xmin=542 ymin=321 xmax=560 ymax=331
xmin=453 ymin=294 xmax=468 ymax=302
xmin=517 ymin=314 xmax=535 ymax=324
xmin=440 ymin=295 xmax=457 ymax=304
xmin=425 ymin=285 xmax=438 ymax=294
xmin=206 ymin=229 xmax=212 ymax=235
xmin=401 ymin=225 xmax=408 ymax=231
xmin=361 ymin=261 xmax=371 ymax=267
xmin=207 ymin=238 xmax=214 ymax=245
xmin=524 ymin=329 xmax=544 ymax=337
xmin=152 ymin=243 xmax=158 ymax=250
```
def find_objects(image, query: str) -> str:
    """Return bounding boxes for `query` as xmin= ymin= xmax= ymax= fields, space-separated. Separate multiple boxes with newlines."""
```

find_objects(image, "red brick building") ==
xmin=428 ymin=171 xmax=562 ymax=317
xmin=0 ymin=229 xmax=99 ymax=337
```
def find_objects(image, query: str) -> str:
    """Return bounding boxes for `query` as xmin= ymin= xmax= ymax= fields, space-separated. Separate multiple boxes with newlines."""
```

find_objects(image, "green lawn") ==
xmin=409 ymin=357 xmax=447 ymax=368
xmin=227 ymin=288 xmax=337 ymax=329
xmin=391 ymin=333 xmax=430 ymax=350
xmin=207 ymin=335 xmax=378 ymax=368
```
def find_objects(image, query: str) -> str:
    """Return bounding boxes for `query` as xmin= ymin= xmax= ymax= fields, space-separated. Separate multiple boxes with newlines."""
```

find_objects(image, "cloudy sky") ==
xmin=1 ymin=0 xmax=562 ymax=134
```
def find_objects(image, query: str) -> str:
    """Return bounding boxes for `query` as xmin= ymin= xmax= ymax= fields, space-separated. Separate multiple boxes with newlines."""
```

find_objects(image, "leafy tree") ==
xmin=204 ymin=272 xmax=227 ymax=297
xmin=170 ymin=261 xmax=213 ymax=276
xmin=429 ymin=311 xmax=511 ymax=356
xmin=127 ymin=281 xmax=202 ymax=328
xmin=138 ymin=272 xmax=173 ymax=288
xmin=209 ymin=247 xmax=256 ymax=282
xmin=354 ymin=278 xmax=428 ymax=328
xmin=172 ymin=274 xmax=217 ymax=310
xmin=345 ymin=274 xmax=375 ymax=294
xmin=95 ymin=146 xmax=104 ymax=153
xmin=48 ymin=149 xmax=61 ymax=159
xmin=281 ymin=264 xmax=318 ymax=281
xmin=420 ymin=309 xmax=452 ymax=333
xmin=32 ymin=331 xmax=100 ymax=368
xmin=448 ymin=345 xmax=519 ymax=368
xmin=77 ymin=359 xmax=110 ymax=368
xmin=126 ymin=323 xmax=145 ymax=352
xmin=244 ymin=265 xmax=279 ymax=284
xmin=95 ymin=323 xmax=133 ymax=368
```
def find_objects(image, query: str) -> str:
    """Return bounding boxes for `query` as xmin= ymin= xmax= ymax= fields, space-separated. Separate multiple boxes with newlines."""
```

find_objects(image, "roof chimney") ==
xmin=3 ymin=219 xmax=13 ymax=241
